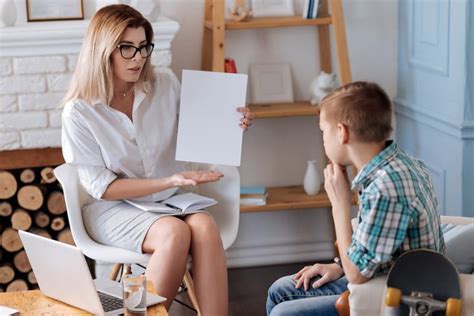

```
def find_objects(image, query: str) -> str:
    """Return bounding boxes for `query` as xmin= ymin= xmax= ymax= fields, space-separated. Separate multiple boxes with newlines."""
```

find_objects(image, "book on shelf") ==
xmin=302 ymin=0 xmax=319 ymax=19
xmin=224 ymin=58 xmax=238 ymax=73
xmin=240 ymin=185 xmax=268 ymax=206
xmin=125 ymin=192 xmax=217 ymax=215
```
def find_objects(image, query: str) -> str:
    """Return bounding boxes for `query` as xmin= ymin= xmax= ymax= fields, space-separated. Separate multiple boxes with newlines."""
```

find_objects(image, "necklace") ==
xmin=116 ymin=86 xmax=134 ymax=98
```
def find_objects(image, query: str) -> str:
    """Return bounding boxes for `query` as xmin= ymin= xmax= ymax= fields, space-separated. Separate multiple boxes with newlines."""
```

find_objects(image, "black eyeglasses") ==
xmin=116 ymin=43 xmax=154 ymax=59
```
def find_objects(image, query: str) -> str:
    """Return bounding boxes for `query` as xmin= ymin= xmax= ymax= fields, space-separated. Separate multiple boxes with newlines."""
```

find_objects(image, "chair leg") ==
xmin=183 ymin=269 xmax=202 ymax=316
xmin=110 ymin=263 xmax=122 ymax=281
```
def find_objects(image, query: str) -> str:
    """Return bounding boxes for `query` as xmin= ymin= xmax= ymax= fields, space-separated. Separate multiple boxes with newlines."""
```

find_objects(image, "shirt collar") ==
xmin=351 ymin=140 xmax=398 ymax=190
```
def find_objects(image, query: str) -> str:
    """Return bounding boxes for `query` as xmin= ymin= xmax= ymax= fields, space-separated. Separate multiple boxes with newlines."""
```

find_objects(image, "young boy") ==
xmin=266 ymin=81 xmax=445 ymax=316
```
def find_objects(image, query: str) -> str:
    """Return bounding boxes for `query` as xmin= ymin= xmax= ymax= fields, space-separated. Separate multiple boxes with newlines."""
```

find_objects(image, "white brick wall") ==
xmin=21 ymin=129 xmax=62 ymax=148
xmin=0 ymin=54 xmax=73 ymax=149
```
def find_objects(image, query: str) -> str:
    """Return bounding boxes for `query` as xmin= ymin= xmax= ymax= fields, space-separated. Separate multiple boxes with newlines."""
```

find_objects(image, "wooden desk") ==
xmin=0 ymin=282 xmax=168 ymax=315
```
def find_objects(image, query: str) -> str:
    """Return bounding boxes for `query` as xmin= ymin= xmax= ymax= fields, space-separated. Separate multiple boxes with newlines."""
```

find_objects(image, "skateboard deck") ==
xmin=385 ymin=249 xmax=462 ymax=316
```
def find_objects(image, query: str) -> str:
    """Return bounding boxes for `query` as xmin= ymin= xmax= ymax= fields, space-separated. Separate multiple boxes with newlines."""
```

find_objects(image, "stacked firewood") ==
xmin=0 ymin=167 xmax=74 ymax=292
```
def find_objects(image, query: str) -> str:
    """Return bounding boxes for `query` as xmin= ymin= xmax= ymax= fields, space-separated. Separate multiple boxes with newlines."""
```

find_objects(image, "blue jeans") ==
xmin=266 ymin=274 xmax=348 ymax=316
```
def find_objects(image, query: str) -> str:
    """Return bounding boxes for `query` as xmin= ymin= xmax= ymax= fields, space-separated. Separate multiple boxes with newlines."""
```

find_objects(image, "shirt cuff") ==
xmin=78 ymin=166 xmax=117 ymax=200
xmin=347 ymin=241 xmax=378 ymax=278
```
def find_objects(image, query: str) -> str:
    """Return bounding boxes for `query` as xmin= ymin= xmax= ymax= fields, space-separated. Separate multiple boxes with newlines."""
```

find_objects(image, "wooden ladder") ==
xmin=201 ymin=0 xmax=352 ymax=85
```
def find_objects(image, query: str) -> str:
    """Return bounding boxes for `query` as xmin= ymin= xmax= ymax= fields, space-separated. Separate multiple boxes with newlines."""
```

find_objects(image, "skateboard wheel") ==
xmin=385 ymin=287 xmax=402 ymax=307
xmin=446 ymin=298 xmax=462 ymax=316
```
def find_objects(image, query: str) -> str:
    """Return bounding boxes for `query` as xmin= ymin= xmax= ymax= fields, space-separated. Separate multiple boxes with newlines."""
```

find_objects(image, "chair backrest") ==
xmin=190 ymin=163 xmax=240 ymax=251
xmin=54 ymin=164 xmax=150 ymax=264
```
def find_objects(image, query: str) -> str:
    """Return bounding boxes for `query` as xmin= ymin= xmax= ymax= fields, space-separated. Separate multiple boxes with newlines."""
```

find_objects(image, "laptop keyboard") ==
xmin=98 ymin=291 xmax=124 ymax=312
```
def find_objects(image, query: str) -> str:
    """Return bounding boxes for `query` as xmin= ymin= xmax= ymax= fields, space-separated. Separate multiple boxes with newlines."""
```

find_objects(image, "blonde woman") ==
xmin=62 ymin=4 xmax=253 ymax=315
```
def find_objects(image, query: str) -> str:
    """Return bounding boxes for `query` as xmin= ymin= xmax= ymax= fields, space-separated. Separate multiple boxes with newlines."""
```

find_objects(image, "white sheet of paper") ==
xmin=176 ymin=70 xmax=248 ymax=166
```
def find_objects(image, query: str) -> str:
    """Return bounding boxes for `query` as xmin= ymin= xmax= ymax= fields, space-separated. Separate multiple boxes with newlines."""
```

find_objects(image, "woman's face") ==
xmin=111 ymin=27 xmax=148 ymax=86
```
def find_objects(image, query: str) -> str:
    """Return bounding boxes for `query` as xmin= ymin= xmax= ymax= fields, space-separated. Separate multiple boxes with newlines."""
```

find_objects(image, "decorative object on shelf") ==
xmin=250 ymin=0 xmax=294 ymax=17
xmin=0 ymin=0 xmax=17 ymax=27
xmin=309 ymin=71 xmax=338 ymax=105
xmin=303 ymin=160 xmax=322 ymax=195
xmin=249 ymin=62 xmax=294 ymax=104
xmin=229 ymin=0 xmax=252 ymax=22
xmin=129 ymin=0 xmax=159 ymax=21
xmin=26 ymin=0 xmax=84 ymax=22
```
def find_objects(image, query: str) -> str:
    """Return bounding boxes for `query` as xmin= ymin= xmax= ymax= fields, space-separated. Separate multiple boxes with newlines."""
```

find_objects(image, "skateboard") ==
xmin=385 ymin=249 xmax=462 ymax=316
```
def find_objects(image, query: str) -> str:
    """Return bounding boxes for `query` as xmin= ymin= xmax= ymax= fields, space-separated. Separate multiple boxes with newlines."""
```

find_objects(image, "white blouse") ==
xmin=61 ymin=67 xmax=184 ymax=203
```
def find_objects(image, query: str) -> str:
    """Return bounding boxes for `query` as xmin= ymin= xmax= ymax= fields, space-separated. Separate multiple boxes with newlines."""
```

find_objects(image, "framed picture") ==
xmin=249 ymin=62 xmax=294 ymax=104
xmin=26 ymin=0 xmax=84 ymax=22
xmin=251 ymin=0 xmax=295 ymax=17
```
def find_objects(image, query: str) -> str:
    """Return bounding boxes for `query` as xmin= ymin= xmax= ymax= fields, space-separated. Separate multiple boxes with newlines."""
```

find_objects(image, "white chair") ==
xmin=54 ymin=162 xmax=240 ymax=315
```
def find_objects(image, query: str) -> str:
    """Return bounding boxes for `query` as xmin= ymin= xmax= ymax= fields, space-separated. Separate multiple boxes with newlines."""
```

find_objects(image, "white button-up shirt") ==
xmin=62 ymin=67 xmax=184 ymax=203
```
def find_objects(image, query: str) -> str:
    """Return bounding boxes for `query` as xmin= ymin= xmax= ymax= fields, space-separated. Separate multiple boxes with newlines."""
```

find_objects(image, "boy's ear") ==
xmin=337 ymin=123 xmax=350 ymax=144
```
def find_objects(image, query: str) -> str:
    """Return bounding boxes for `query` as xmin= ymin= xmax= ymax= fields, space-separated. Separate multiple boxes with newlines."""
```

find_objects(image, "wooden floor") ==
xmin=170 ymin=261 xmax=313 ymax=316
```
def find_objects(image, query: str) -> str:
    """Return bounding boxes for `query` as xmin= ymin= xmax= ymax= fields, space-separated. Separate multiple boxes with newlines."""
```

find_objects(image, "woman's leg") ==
xmin=142 ymin=216 xmax=191 ymax=310
xmin=185 ymin=212 xmax=228 ymax=316
xmin=267 ymin=274 xmax=348 ymax=316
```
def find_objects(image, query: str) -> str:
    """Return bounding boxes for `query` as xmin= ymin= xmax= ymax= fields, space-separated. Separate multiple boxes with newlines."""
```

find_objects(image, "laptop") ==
xmin=19 ymin=230 xmax=166 ymax=315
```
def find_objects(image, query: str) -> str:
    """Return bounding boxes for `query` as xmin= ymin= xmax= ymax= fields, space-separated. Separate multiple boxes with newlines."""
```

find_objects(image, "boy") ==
xmin=266 ymin=81 xmax=445 ymax=316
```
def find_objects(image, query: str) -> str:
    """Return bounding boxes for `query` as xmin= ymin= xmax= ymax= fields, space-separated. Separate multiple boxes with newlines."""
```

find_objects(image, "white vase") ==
xmin=0 ymin=0 xmax=17 ymax=27
xmin=303 ymin=160 xmax=322 ymax=195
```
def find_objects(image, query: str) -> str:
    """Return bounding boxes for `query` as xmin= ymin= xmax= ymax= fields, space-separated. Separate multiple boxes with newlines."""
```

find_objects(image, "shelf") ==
xmin=248 ymin=101 xmax=320 ymax=118
xmin=205 ymin=16 xmax=332 ymax=30
xmin=240 ymin=185 xmax=357 ymax=213
xmin=0 ymin=148 xmax=64 ymax=170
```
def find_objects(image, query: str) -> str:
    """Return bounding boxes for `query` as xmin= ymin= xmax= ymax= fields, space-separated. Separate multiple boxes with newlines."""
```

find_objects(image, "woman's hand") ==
xmin=169 ymin=170 xmax=224 ymax=187
xmin=237 ymin=106 xmax=254 ymax=131
xmin=293 ymin=263 xmax=344 ymax=291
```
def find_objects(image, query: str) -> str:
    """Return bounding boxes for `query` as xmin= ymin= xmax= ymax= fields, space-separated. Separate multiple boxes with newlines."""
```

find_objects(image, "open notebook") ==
xmin=125 ymin=192 xmax=217 ymax=214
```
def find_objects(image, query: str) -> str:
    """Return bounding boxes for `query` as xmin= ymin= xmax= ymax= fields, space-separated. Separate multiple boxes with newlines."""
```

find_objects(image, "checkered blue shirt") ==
xmin=347 ymin=141 xmax=445 ymax=278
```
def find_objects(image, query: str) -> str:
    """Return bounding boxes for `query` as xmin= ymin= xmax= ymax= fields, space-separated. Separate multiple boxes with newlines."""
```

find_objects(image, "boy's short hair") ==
xmin=319 ymin=81 xmax=393 ymax=142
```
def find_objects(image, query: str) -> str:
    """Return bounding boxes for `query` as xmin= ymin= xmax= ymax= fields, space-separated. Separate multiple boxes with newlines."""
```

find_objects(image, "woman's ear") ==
xmin=337 ymin=123 xmax=350 ymax=144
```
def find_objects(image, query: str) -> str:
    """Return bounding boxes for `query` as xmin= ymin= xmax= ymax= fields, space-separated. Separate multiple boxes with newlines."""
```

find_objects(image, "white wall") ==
xmin=2 ymin=0 xmax=398 ymax=267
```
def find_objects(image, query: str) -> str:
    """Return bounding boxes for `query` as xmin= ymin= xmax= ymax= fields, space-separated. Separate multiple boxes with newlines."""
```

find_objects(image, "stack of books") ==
xmin=302 ymin=0 xmax=319 ymax=19
xmin=240 ymin=185 xmax=267 ymax=206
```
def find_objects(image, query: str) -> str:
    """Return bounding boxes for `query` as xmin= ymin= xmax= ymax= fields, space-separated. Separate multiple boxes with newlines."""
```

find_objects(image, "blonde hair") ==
xmin=320 ymin=81 xmax=393 ymax=142
xmin=63 ymin=4 xmax=155 ymax=105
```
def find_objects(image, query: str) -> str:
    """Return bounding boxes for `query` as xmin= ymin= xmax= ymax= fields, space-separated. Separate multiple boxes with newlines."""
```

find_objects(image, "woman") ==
xmin=62 ymin=4 xmax=253 ymax=314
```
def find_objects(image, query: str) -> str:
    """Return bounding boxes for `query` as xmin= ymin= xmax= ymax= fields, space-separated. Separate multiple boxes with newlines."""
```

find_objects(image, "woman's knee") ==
xmin=185 ymin=212 xmax=220 ymax=238
xmin=144 ymin=217 xmax=191 ymax=251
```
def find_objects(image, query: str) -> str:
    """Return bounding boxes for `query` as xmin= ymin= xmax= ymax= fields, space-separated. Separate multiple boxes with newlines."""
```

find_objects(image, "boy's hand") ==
xmin=293 ymin=263 xmax=344 ymax=291
xmin=324 ymin=163 xmax=352 ymax=211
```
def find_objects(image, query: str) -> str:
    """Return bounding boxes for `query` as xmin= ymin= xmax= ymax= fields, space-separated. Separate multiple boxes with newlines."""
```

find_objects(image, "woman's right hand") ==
xmin=169 ymin=170 xmax=224 ymax=187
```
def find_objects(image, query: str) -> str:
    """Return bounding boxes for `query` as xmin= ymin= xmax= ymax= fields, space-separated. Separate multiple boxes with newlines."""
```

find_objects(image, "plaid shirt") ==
xmin=347 ymin=141 xmax=445 ymax=278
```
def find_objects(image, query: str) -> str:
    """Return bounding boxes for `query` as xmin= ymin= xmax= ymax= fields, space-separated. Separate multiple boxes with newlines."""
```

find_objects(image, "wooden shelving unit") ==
xmin=205 ymin=16 xmax=333 ymax=30
xmin=240 ymin=186 xmax=357 ymax=213
xmin=202 ymin=0 xmax=352 ymax=213
xmin=248 ymin=101 xmax=319 ymax=118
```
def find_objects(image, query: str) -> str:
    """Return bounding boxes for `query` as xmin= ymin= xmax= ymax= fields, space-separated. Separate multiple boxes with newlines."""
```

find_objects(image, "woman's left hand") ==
xmin=237 ymin=106 xmax=254 ymax=131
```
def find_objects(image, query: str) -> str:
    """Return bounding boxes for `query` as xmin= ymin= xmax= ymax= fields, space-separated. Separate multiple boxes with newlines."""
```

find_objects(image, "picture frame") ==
xmin=249 ymin=62 xmax=294 ymax=104
xmin=251 ymin=0 xmax=295 ymax=18
xmin=26 ymin=0 xmax=84 ymax=22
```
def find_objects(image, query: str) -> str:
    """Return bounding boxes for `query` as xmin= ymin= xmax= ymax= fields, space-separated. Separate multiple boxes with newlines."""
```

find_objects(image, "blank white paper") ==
xmin=176 ymin=70 xmax=248 ymax=166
